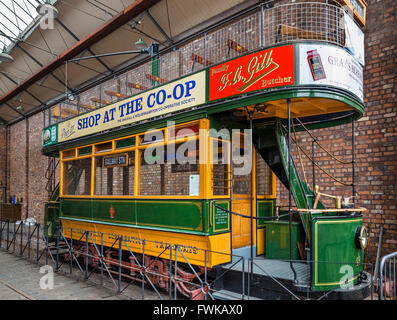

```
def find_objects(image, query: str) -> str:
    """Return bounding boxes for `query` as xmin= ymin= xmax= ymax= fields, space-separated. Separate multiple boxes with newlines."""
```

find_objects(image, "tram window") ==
xmin=95 ymin=151 xmax=135 ymax=196
xmin=115 ymin=137 xmax=135 ymax=149
xmin=232 ymin=133 xmax=250 ymax=195
xmin=95 ymin=142 xmax=113 ymax=153
xmin=168 ymin=123 xmax=199 ymax=140
xmin=62 ymin=158 xmax=92 ymax=196
xmin=212 ymin=140 xmax=230 ymax=196
xmin=78 ymin=146 xmax=92 ymax=156
xmin=139 ymin=129 xmax=164 ymax=145
xmin=62 ymin=149 xmax=76 ymax=159
xmin=232 ymin=164 xmax=250 ymax=194
xmin=139 ymin=141 xmax=200 ymax=196
xmin=256 ymin=150 xmax=272 ymax=196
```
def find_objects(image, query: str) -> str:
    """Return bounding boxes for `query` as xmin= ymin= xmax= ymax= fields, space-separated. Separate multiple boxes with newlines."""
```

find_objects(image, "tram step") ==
xmin=212 ymin=289 xmax=261 ymax=300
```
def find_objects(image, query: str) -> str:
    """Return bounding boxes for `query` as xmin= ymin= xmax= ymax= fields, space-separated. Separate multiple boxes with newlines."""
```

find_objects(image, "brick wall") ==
xmin=7 ymin=113 xmax=49 ymax=223
xmin=3 ymin=0 xmax=396 ymax=261
xmin=0 ymin=126 xmax=6 ymax=203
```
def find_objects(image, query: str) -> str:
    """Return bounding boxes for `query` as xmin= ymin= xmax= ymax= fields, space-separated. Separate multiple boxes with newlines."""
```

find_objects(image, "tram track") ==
xmin=0 ymin=278 xmax=36 ymax=300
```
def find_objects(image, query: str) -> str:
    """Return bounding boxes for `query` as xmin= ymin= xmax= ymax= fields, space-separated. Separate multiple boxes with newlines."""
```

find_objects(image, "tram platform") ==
xmin=213 ymin=257 xmax=372 ymax=300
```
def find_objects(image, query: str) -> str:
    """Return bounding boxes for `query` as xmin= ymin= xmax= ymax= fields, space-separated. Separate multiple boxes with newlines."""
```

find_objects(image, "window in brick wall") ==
xmin=95 ymin=151 xmax=135 ymax=196
xmin=139 ymin=140 xmax=200 ymax=196
xmin=62 ymin=158 xmax=92 ymax=196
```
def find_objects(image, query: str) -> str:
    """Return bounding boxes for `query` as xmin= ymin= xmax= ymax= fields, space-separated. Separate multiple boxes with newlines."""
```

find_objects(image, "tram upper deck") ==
xmin=42 ymin=1 xmax=365 ymax=153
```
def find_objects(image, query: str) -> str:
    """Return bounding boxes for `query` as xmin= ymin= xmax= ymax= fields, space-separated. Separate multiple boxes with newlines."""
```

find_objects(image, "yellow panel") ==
xmin=61 ymin=219 xmax=230 ymax=268
xmin=257 ymin=228 xmax=265 ymax=256
xmin=231 ymin=199 xmax=252 ymax=248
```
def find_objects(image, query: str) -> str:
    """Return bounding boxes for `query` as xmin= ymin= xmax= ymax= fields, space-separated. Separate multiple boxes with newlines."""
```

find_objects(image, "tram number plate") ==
xmin=103 ymin=154 xmax=128 ymax=167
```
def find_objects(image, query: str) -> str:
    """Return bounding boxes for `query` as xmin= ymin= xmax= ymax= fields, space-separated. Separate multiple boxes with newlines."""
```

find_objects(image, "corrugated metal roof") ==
xmin=0 ymin=0 xmax=249 ymax=124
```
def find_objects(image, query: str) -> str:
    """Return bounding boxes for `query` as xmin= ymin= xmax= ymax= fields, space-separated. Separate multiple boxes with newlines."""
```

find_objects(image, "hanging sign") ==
xmin=42 ymin=124 xmax=58 ymax=147
xmin=298 ymin=44 xmax=363 ymax=102
xmin=208 ymin=45 xmax=295 ymax=101
xmin=56 ymin=71 xmax=206 ymax=143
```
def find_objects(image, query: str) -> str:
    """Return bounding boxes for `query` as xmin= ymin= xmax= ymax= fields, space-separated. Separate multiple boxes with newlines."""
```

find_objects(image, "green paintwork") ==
xmin=256 ymin=199 xmax=275 ymax=228
xmin=253 ymin=119 xmax=324 ymax=240
xmin=311 ymin=216 xmax=363 ymax=291
xmin=115 ymin=137 xmax=135 ymax=149
xmin=43 ymin=84 xmax=363 ymax=156
xmin=60 ymin=198 xmax=231 ymax=236
xmin=42 ymin=112 xmax=208 ymax=156
xmin=44 ymin=202 xmax=60 ymax=239
xmin=42 ymin=124 xmax=58 ymax=147
xmin=50 ymin=183 xmax=60 ymax=202
xmin=42 ymin=41 xmax=365 ymax=156
xmin=212 ymin=201 xmax=230 ymax=232
xmin=264 ymin=221 xmax=304 ymax=260
xmin=78 ymin=146 xmax=92 ymax=156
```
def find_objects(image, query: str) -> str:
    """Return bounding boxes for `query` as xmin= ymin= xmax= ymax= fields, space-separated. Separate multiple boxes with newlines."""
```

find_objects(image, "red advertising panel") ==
xmin=209 ymin=45 xmax=295 ymax=101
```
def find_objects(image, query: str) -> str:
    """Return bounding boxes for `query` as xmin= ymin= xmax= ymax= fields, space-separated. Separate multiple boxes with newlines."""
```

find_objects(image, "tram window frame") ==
xmin=115 ymin=136 xmax=135 ymax=149
xmin=78 ymin=146 xmax=92 ymax=156
xmin=61 ymin=156 xmax=92 ymax=196
xmin=139 ymin=129 xmax=165 ymax=146
xmin=95 ymin=141 xmax=113 ymax=153
xmin=62 ymin=148 xmax=76 ymax=159
xmin=58 ymin=119 xmax=209 ymax=199
xmin=231 ymin=131 xmax=251 ymax=196
xmin=94 ymin=151 xmax=135 ymax=197
xmin=211 ymin=138 xmax=231 ymax=198
xmin=167 ymin=122 xmax=200 ymax=141
xmin=255 ymin=149 xmax=276 ymax=199
xmin=137 ymin=136 xmax=201 ymax=197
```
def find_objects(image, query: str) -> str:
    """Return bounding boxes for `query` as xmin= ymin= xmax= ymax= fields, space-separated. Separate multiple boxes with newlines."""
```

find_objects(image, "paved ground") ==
xmin=0 ymin=250 xmax=165 ymax=300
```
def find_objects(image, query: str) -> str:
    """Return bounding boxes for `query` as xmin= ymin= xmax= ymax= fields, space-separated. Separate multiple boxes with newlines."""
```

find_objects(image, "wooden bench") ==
xmin=277 ymin=24 xmax=325 ymax=40
xmin=51 ymin=105 xmax=79 ymax=118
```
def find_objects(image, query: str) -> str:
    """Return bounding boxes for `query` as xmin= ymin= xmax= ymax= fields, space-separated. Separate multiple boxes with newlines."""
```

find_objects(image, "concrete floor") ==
xmin=0 ymin=250 xmax=165 ymax=300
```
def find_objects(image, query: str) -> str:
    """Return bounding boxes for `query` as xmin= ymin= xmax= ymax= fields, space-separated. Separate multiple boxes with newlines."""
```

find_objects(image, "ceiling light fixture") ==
xmin=135 ymin=38 xmax=147 ymax=50
xmin=0 ymin=47 xmax=14 ymax=63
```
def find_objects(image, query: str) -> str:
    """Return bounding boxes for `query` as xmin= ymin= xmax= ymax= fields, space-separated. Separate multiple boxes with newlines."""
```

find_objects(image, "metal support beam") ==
xmin=4 ymin=102 xmax=26 ymax=118
xmin=145 ymin=10 xmax=174 ymax=45
xmin=0 ymin=72 xmax=43 ymax=105
xmin=55 ymin=18 xmax=113 ymax=74
xmin=0 ymin=0 xmax=161 ymax=108
xmin=16 ymin=43 xmax=74 ymax=92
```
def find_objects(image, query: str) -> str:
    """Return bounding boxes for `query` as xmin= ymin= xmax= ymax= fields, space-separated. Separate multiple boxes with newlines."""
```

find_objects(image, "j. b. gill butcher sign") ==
xmin=209 ymin=45 xmax=295 ymax=101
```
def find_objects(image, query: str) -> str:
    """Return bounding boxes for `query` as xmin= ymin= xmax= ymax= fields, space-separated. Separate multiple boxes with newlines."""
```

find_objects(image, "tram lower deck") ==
xmin=43 ymin=114 xmax=369 ymax=299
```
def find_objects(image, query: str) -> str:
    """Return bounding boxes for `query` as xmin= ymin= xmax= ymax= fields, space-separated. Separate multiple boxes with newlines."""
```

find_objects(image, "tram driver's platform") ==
xmin=213 ymin=257 xmax=371 ymax=300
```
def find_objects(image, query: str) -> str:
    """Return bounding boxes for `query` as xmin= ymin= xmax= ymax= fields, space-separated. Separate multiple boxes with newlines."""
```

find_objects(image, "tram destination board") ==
xmin=103 ymin=153 xmax=128 ymax=168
